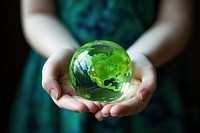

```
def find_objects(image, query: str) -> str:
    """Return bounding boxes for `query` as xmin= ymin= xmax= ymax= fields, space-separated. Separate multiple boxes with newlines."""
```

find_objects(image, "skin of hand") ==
xmin=42 ymin=49 xmax=103 ymax=113
xmin=22 ymin=0 xmax=103 ymax=113
xmin=95 ymin=0 xmax=193 ymax=120
xmin=95 ymin=52 xmax=157 ymax=121
xmin=23 ymin=0 xmax=193 ymax=121
xmin=42 ymin=48 xmax=156 ymax=120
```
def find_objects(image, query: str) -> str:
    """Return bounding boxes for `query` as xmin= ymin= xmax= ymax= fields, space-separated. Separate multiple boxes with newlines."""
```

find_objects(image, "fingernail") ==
xmin=50 ymin=89 xmax=58 ymax=100
xmin=103 ymin=114 xmax=109 ymax=117
xmin=111 ymin=113 xmax=117 ymax=117
xmin=139 ymin=90 xmax=148 ymax=101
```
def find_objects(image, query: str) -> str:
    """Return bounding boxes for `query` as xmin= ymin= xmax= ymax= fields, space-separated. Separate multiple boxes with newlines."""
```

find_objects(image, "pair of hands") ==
xmin=42 ymin=49 xmax=157 ymax=121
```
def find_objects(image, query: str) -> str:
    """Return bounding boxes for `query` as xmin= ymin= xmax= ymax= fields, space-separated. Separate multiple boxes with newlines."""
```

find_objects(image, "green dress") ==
xmin=9 ymin=0 xmax=187 ymax=133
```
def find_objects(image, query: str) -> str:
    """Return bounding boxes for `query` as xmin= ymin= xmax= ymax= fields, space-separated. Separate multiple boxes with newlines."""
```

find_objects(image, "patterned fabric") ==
xmin=9 ymin=0 xmax=187 ymax=133
xmin=56 ymin=0 xmax=157 ymax=49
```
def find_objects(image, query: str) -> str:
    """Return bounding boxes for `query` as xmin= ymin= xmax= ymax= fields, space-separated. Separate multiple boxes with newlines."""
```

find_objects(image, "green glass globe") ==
xmin=69 ymin=40 xmax=133 ymax=103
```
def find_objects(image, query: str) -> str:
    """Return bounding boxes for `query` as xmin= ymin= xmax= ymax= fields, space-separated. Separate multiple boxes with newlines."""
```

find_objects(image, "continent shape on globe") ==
xmin=69 ymin=40 xmax=133 ymax=103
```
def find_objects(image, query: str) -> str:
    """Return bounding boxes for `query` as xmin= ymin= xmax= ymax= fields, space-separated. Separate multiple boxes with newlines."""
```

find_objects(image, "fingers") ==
xmin=93 ymin=101 xmax=104 ymax=110
xmin=52 ymin=95 xmax=103 ymax=113
xmin=95 ymin=111 xmax=104 ymax=121
xmin=43 ymin=77 xmax=103 ymax=113
xmin=101 ymin=104 xmax=114 ymax=117
xmin=73 ymin=96 xmax=102 ymax=113
xmin=95 ymin=67 xmax=156 ymax=120
xmin=94 ymin=53 xmax=157 ymax=120
xmin=109 ymin=98 xmax=146 ymax=117
xmin=95 ymin=98 xmax=145 ymax=120
xmin=52 ymin=95 xmax=88 ymax=112
xmin=43 ymin=75 xmax=103 ymax=113
xmin=95 ymin=104 xmax=114 ymax=121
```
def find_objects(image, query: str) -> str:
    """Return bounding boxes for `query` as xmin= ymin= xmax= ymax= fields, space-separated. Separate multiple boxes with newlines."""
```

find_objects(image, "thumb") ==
xmin=136 ymin=66 xmax=157 ymax=101
xmin=42 ymin=78 xmax=62 ymax=100
xmin=42 ymin=58 xmax=62 ymax=100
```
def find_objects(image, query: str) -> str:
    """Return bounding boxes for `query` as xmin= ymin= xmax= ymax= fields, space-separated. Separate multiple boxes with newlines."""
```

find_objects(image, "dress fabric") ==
xmin=9 ymin=0 xmax=187 ymax=133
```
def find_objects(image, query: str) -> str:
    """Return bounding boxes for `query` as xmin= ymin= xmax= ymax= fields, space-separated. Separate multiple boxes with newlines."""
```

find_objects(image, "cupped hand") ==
xmin=95 ymin=52 xmax=157 ymax=121
xmin=42 ymin=49 xmax=102 ymax=113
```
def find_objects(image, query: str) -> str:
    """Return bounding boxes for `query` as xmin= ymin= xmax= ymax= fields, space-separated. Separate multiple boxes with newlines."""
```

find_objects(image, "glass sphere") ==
xmin=69 ymin=40 xmax=133 ymax=103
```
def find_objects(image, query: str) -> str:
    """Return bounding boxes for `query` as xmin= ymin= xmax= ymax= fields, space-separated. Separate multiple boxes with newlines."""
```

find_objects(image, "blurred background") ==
xmin=2 ymin=0 xmax=200 ymax=132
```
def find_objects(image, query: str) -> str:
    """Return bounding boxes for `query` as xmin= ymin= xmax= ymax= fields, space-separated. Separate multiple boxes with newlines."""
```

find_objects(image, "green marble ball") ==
xmin=69 ymin=40 xmax=133 ymax=103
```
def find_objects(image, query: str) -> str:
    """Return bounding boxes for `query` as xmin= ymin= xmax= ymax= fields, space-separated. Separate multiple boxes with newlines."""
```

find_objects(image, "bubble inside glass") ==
xmin=69 ymin=40 xmax=133 ymax=103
